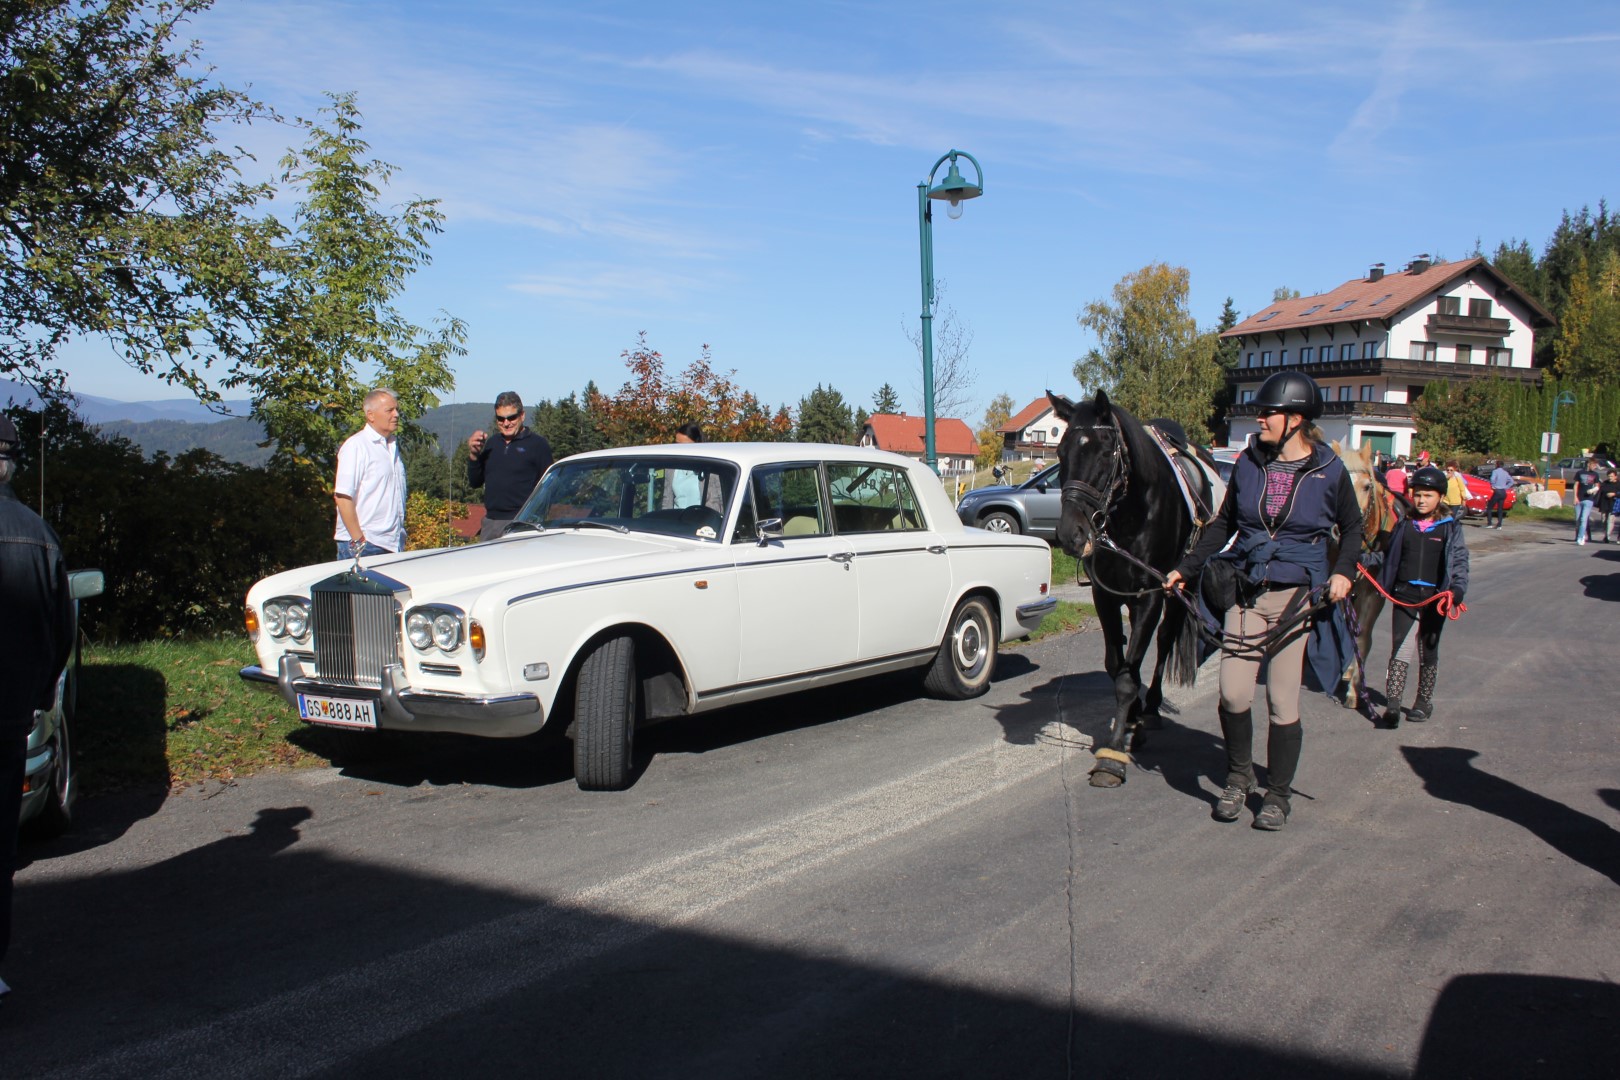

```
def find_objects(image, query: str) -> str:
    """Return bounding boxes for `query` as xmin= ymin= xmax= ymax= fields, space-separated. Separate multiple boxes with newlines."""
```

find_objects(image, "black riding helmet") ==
xmin=1409 ymin=465 xmax=1447 ymax=493
xmin=1253 ymin=371 xmax=1323 ymax=421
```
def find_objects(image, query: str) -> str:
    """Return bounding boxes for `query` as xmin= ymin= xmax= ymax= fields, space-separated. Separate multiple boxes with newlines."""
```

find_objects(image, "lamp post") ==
xmin=917 ymin=150 xmax=983 ymax=473
xmin=1547 ymin=390 xmax=1576 ymax=460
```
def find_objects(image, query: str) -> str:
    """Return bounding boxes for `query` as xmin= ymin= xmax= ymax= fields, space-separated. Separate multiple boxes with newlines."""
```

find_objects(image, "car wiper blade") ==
xmin=501 ymin=521 xmax=544 ymax=535
xmin=567 ymin=519 xmax=630 ymax=534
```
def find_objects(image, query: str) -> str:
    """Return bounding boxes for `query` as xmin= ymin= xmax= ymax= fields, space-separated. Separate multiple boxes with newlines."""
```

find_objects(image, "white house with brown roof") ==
xmin=995 ymin=398 xmax=1069 ymax=463
xmin=1222 ymin=256 xmax=1555 ymax=457
xmin=858 ymin=413 xmax=979 ymax=478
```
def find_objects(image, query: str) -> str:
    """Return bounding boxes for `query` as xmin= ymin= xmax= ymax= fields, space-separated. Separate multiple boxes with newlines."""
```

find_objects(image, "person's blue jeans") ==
xmin=336 ymin=540 xmax=394 ymax=560
xmin=1575 ymin=500 xmax=1594 ymax=542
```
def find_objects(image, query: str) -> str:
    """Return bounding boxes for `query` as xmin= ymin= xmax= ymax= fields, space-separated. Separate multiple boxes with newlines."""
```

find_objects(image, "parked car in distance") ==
xmin=20 ymin=569 xmax=104 ymax=839
xmin=955 ymin=463 xmax=1062 ymax=539
xmin=1455 ymin=471 xmax=1518 ymax=518
xmin=243 ymin=444 xmax=1054 ymax=791
xmin=1209 ymin=448 xmax=1239 ymax=484
xmin=1553 ymin=456 xmax=1618 ymax=482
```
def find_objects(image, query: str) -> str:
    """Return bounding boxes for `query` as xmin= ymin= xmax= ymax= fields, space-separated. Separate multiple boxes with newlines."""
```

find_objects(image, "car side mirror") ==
xmin=755 ymin=518 xmax=783 ymax=546
xmin=69 ymin=569 xmax=105 ymax=600
xmin=1034 ymin=482 xmax=1047 ymax=493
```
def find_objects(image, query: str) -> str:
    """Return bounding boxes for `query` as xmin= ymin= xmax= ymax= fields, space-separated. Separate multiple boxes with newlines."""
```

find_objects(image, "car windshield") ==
xmin=514 ymin=455 xmax=739 ymax=541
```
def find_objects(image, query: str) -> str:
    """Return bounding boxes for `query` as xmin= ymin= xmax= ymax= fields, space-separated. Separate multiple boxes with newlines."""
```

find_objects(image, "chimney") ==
xmin=1368 ymin=262 xmax=1385 ymax=282
xmin=1407 ymin=254 xmax=1432 ymax=274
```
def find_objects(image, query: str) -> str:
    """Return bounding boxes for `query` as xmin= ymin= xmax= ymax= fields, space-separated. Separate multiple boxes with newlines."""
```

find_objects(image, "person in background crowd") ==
xmin=334 ymin=388 xmax=407 ymax=559
xmin=1375 ymin=466 xmax=1469 ymax=728
xmin=1600 ymin=469 xmax=1620 ymax=543
xmin=1444 ymin=462 xmax=1470 ymax=510
xmin=0 ymin=414 xmax=75 ymax=1005
xmin=1384 ymin=457 xmax=1409 ymax=497
xmin=1486 ymin=459 xmax=1513 ymax=529
xmin=1572 ymin=457 xmax=1601 ymax=546
xmin=1163 ymin=371 xmax=1361 ymax=833
xmin=468 ymin=392 xmax=553 ymax=542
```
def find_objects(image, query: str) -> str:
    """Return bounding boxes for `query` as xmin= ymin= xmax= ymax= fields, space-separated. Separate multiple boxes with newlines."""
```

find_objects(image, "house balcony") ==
xmin=1228 ymin=356 xmax=1543 ymax=386
xmin=1228 ymin=401 xmax=1416 ymax=421
xmin=1427 ymin=312 xmax=1512 ymax=337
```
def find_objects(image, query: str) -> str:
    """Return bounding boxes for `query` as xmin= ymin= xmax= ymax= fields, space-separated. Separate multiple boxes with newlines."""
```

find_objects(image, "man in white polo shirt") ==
xmin=334 ymin=388 xmax=407 ymax=558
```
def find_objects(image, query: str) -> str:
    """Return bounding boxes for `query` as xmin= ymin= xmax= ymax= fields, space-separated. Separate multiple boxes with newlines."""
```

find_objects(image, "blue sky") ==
xmin=56 ymin=0 xmax=1620 ymax=424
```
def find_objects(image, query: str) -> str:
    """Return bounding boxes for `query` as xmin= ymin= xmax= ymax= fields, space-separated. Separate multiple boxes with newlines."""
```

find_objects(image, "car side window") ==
xmin=732 ymin=463 xmax=828 ymax=541
xmin=826 ymin=464 xmax=926 ymax=532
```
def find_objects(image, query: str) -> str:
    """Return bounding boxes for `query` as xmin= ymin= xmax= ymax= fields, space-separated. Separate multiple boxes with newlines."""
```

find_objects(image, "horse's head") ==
xmin=1048 ymin=388 xmax=1129 ymax=559
xmin=1333 ymin=439 xmax=1389 ymax=549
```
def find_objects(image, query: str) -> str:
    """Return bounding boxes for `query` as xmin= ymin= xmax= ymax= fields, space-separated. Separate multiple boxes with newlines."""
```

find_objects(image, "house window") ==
xmin=1240 ymin=390 xmax=1254 ymax=403
xmin=1437 ymin=296 xmax=1461 ymax=316
xmin=1456 ymin=344 xmax=1473 ymax=364
xmin=1468 ymin=298 xmax=1493 ymax=318
xmin=1261 ymin=350 xmax=1273 ymax=366
xmin=1319 ymin=386 xmax=1330 ymax=403
xmin=1279 ymin=349 xmax=1289 ymax=365
xmin=1029 ymin=431 xmax=1045 ymax=445
xmin=1360 ymin=384 xmax=1375 ymax=401
xmin=1410 ymin=341 xmax=1438 ymax=362
xmin=1300 ymin=346 xmax=1313 ymax=363
xmin=1490 ymin=347 xmax=1513 ymax=366
xmin=1331 ymin=299 xmax=1356 ymax=312
xmin=1362 ymin=341 xmax=1380 ymax=359
xmin=1300 ymin=304 xmax=1324 ymax=316
xmin=1340 ymin=343 xmax=1355 ymax=361
xmin=1338 ymin=385 xmax=1352 ymax=401
xmin=1246 ymin=351 xmax=1256 ymax=367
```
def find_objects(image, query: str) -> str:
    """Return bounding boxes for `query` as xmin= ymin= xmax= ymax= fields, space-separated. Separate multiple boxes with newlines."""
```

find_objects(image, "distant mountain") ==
xmin=0 ymin=379 xmax=251 ymax=424
xmin=97 ymin=416 xmax=273 ymax=466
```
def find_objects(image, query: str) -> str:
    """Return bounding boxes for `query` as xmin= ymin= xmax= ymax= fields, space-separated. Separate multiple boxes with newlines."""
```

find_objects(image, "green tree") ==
xmin=795 ymin=384 xmax=855 ymax=443
xmin=1272 ymin=286 xmax=1301 ymax=302
xmin=530 ymin=388 xmax=608 ymax=460
xmin=1073 ymin=263 xmax=1224 ymax=443
xmin=0 ymin=0 xmax=283 ymax=398
xmin=1207 ymin=296 xmax=1241 ymax=440
xmin=1413 ymin=380 xmax=1508 ymax=456
xmin=235 ymin=93 xmax=464 ymax=477
xmin=872 ymin=383 xmax=900 ymax=413
xmin=976 ymin=392 xmax=1014 ymax=468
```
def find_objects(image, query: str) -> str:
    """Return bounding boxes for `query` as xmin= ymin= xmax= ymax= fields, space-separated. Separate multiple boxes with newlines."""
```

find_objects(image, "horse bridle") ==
xmin=1059 ymin=415 xmax=1131 ymax=537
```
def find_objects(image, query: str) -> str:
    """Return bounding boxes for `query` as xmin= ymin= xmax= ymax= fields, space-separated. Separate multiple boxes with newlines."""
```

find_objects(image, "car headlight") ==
xmin=407 ymin=611 xmax=435 ymax=651
xmin=262 ymin=596 xmax=311 ymax=640
xmin=283 ymin=601 xmax=310 ymax=641
xmin=405 ymin=605 xmax=466 ymax=654
xmin=263 ymin=600 xmax=286 ymax=638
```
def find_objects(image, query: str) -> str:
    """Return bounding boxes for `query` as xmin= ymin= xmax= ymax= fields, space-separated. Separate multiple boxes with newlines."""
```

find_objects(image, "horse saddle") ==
xmin=1146 ymin=420 xmax=1223 ymax=527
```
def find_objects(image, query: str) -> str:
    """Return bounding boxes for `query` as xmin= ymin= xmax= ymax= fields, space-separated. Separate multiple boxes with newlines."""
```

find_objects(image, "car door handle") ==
xmin=829 ymin=551 xmax=855 ymax=563
xmin=927 ymin=544 xmax=946 ymax=554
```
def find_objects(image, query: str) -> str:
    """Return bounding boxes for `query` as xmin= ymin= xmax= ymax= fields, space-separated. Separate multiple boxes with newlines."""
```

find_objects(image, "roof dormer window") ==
xmin=1330 ymin=299 xmax=1356 ymax=312
xmin=1300 ymin=304 xmax=1324 ymax=316
xmin=1256 ymin=311 xmax=1281 ymax=322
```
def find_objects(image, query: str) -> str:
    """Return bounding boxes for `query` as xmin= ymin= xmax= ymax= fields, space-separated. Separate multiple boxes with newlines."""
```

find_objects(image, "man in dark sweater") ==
xmin=467 ymin=392 xmax=553 ymax=541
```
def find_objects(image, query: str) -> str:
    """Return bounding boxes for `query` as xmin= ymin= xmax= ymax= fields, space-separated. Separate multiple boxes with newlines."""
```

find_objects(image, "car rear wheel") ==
xmin=574 ymin=635 xmax=637 ymax=791
xmin=924 ymin=596 xmax=998 ymax=700
xmin=980 ymin=511 xmax=1020 ymax=535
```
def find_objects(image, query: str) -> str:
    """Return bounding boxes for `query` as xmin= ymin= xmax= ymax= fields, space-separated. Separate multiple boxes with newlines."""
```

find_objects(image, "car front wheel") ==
xmin=979 ymin=511 xmax=1020 ymax=535
xmin=25 ymin=707 xmax=76 ymax=841
xmin=573 ymin=635 xmax=637 ymax=791
xmin=924 ymin=596 xmax=998 ymax=700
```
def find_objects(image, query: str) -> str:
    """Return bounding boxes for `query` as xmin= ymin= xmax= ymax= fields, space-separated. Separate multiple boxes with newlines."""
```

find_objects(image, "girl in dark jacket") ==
xmin=1164 ymin=372 xmax=1362 ymax=831
xmin=1376 ymin=465 xmax=1469 ymax=727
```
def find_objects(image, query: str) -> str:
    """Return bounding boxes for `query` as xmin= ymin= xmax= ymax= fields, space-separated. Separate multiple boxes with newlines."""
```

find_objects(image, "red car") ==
xmin=1456 ymin=471 xmax=1516 ymax=518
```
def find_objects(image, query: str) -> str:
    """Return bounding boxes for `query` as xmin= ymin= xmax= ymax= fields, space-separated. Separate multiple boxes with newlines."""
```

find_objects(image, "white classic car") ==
xmin=21 ymin=569 xmax=104 ymax=838
xmin=242 ymin=444 xmax=1054 ymax=790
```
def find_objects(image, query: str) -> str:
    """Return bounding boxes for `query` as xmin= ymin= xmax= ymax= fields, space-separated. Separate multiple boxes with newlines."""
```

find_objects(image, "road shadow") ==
xmin=1402 ymin=746 xmax=1620 ymax=887
xmin=5 ymin=801 xmax=1411 ymax=1080
xmin=1414 ymin=973 xmax=1620 ymax=1079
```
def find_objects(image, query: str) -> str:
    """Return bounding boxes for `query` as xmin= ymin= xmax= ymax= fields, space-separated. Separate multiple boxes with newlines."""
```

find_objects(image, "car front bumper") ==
xmin=241 ymin=654 xmax=544 ymax=738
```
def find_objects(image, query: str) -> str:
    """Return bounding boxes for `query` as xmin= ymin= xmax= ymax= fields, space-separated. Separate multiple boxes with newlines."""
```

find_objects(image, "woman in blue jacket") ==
xmin=1165 ymin=372 xmax=1362 ymax=831
xmin=1376 ymin=465 xmax=1469 ymax=727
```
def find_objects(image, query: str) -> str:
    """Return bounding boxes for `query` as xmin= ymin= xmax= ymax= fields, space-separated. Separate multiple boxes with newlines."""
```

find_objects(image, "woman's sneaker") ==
xmin=1212 ymin=781 xmax=1252 ymax=823
xmin=1253 ymin=799 xmax=1290 ymax=831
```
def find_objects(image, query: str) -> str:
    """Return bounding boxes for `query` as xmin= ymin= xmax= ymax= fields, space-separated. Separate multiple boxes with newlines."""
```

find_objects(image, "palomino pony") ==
xmin=1049 ymin=389 xmax=1210 ymax=787
xmin=1332 ymin=441 xmax=1398 ymax=715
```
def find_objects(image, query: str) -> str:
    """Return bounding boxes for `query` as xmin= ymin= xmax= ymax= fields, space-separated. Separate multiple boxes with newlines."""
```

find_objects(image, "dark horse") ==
xmin=1049 ymin=389 xmax=1205 ymax=787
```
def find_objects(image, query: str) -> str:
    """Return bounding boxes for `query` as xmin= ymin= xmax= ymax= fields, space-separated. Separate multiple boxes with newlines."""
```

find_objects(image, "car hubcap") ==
xmin=985 ymin=518 xmax=1011 ymax=533
xmin=955 ymin=616 xmax=986 ymax=675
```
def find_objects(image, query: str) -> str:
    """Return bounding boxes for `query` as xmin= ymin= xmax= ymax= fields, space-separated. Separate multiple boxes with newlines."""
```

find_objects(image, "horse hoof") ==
xmin=1089 ymin=750 xmax=1129 ymax=787
xmin=1088 ymin=768 xmax=1125 ymax=788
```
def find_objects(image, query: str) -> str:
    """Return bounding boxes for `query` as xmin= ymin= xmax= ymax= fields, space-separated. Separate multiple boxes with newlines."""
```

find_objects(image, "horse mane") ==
xmin=1107 ymin=403 xmax=1176 ymax=486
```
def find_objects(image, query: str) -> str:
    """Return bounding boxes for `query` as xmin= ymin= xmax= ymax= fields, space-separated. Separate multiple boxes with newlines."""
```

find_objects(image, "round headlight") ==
xmin=263 ymin=601 xmax=286 ymax=638
xmin=284 ymin=602 xmax=310 ymax=640
xmin=432 ymin=612 xmax=462 ymax=651
xmin=406 ymin=611 xmax=434 ymax=650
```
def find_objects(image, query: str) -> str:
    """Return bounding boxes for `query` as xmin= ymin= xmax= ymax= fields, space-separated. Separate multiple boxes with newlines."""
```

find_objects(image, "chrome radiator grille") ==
xmin=312 ymin=588 xmax=401 ymax=688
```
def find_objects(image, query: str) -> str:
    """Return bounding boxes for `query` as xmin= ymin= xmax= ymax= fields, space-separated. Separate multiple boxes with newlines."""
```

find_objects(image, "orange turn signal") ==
xmin=469 ymin=619 xmax=486 ymax=660
xmin=245 ymin=606 xmax=260 ymax=640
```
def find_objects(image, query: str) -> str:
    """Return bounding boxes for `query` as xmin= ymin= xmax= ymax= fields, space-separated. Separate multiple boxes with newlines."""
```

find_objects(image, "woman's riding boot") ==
xmin=1382 ymin=660 xmax=1408 ymax=728
xmin=1213 ymin=708 xmax=1255 ymax=822
xmin=1256 ymin=721 xmax=1302 ymax=830
xmin=1408 ymin=665 xmax=1438 ymax=722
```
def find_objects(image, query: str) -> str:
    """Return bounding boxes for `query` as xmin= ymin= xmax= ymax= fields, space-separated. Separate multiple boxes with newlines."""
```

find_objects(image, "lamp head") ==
xmin=927 ymin=159 xmax=982 ymax=219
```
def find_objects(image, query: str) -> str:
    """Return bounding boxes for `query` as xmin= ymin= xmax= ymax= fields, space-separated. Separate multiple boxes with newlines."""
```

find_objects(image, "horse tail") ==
xmin=1169 ymin=599 xmax=1200 ymax=687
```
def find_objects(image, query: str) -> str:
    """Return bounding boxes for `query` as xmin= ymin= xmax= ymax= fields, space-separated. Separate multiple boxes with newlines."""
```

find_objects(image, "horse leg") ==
xmin=1349 ymin=583 xmax=1386 ymax=717
xmin=1139 ymin=595 xmax=1188 ymax=744
xmin=1088 ymin=595 xmax=1138 ymax=788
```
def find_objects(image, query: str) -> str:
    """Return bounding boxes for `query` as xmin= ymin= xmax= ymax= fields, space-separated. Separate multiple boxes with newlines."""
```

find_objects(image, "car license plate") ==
xmin=297 ymin=693 xmax=377 ymax=729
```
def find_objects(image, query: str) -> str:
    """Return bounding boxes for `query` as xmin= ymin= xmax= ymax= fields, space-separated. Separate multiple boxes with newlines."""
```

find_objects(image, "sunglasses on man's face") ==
xmin=494 ymin=412 xmax=522 ymax=424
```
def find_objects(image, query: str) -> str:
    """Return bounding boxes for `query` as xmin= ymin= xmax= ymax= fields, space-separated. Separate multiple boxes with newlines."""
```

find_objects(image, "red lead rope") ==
xmin=1355 ymin=562 xmax=1468 ymax=620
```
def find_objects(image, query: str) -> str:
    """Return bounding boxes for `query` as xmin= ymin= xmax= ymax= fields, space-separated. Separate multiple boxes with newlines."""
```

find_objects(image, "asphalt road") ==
xmin=5 ymin=516 xmax=1618 ymax=1078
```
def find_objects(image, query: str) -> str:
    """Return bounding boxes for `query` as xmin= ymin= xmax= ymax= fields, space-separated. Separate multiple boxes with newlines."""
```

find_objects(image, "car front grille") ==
xmin=311 ymin=573 xmax=402 ymax=688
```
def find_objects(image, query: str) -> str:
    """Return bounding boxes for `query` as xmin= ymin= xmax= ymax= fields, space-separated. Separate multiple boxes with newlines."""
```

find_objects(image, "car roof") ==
xmin=562 ymin=442 xmax=925 ymax=470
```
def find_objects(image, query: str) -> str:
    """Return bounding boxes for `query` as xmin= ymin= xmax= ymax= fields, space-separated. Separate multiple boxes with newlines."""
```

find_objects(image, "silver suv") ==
xmin=955 ymin=464 xmax=1062 ymax=539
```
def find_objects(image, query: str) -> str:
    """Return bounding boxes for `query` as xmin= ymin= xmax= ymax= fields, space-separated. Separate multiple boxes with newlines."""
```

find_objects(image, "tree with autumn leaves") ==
xmin=588 ymin=333 xmax=792 ymax=446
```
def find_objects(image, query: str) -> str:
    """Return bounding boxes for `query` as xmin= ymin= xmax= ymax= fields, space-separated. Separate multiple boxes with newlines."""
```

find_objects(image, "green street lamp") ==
xmin=1547 ymin=390 xmax=1576 ymax=459
xmin=917 ymin=150 xmax=983 ymax=473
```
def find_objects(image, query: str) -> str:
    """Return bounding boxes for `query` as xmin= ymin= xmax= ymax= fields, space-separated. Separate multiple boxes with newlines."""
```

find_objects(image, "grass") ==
xmin=68 ymin=544 xmax=1096 ymax=794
